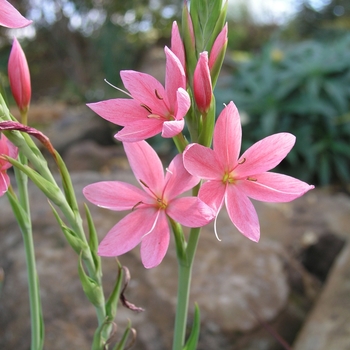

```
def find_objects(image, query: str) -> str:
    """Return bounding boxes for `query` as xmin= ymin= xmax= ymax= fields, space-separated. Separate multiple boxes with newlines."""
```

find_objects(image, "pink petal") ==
xmin=0 ymin=135 xmax=17 ymax=171
xmin=0 ymin=0 xmax=32 ymax=28
xmin=167 ymin=197 xmax=215 ymax=227
xmin=98 ymin=208 xmax=158 ymax=257
xmin=198 ymin=180 xmax=226 ymax=214
xmin=213 ymin=102 xmax=241 ymax=169
xmin=123 ymin=141 xmax=165 ymax=196
xmin=164 ymin=46 xmax=187 ymax=112
xmin=225 ymin=185 xmax=260 ymax=242
xmin=161 ymin=119 xmax=184 ymax=138
xmin=193 ymin=51 xmax=212 ymax=113
xmin=83 ymin=181 xmax=150 ymax=211
xmin=183 ymin=143 xmax=223 ymax=180
xmin=115 ymin=119 xmax=163 ymax=142
xmin=173 ymin=87 xmax=191 ymax=121
xmin=0 ymin=171 xmax=10 ymax=197
xmin=140 ymin=211 xmax=170 ymax=268
xmin=171 ymin=21 xmax=186 ymax=70
xmin=163 ymin=154 xmax=200 ymax=199
xmin=87 ymin=99 xmax=146 ymax=126
xmin=237 ymin=172 xmax=315 ymax=202
xmin=120 ymin=70 xmax=168 ymax=116
xmin=236 ymin=133 xmax=296 ymax=178
xmin=209 ymin=23 xmax=228 ymax=70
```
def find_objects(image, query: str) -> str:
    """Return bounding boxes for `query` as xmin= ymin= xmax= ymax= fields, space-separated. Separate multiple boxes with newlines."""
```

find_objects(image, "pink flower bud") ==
xmin=0 ymin=0 xmax=32 ymax=28
xmin=8 ymin=37 xmax=31 ymax=113
xmin=171 ymin=21 xmax=186 ymax=71
xmin=209 ymin=23 xmax=228 ymax=71
xmin=193 ymin=52 xmax=212 ymax=114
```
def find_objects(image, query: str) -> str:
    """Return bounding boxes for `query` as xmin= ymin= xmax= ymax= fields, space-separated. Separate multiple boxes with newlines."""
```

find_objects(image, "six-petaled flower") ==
xmin=183 ymin=101 xmax=314 ymax=242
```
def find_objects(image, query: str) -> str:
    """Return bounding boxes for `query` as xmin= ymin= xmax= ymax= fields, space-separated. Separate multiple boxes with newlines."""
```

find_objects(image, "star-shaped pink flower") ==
xmin=83 ymin=140 xmax=214 ymax=268
xmin=183 ymin=102 xmax=314 ymax=242
xmin=0 ymin=134 xmax=18 ymax=196
xmin=87 ymin=47 xmax=190 ymax=142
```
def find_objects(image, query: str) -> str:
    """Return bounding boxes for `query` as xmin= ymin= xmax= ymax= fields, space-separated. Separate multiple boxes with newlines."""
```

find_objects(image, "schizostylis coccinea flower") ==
xmin=183 ymin=101 xmax=314 ymax=242
xmin=83 ymin=140 xmax=214 ymax=268
xmin=0 ymin=134 xmax=18 ymax=196
xmin=87 ymin=46 xmax=190 ymax=142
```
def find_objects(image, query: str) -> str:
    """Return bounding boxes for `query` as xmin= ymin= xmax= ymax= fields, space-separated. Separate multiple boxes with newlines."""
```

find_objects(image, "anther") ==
xmin=238 ymin=157 xmax=246 ymax=164
xmin=140 ymin=104 xmax=152 ymax=113
xmin=155 ymin=89 xmax=163 ymax=100
xmin=247 ymin=177 xmax=257 ymax=181
xmin=132 ymin=201 xmax=143 ymax=210
xmin=139 ymin=179 xmax=149 ymax=188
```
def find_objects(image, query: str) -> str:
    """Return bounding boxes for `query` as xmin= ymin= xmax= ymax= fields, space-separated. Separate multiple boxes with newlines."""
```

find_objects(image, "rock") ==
xmin=292 ymin=243 xmax=350 ymax=350
xmin=44 ymin=105 xmax=115 ymax=154
xmin=0 ymin=170 xmax=325 ymax=350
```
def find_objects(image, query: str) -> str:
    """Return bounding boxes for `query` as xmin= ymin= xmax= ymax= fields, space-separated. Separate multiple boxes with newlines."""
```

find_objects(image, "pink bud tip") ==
xmin=193 ymin=52 xmax=212 ymax=113
xmin=8 ymin=37 xmax=31 ymax=112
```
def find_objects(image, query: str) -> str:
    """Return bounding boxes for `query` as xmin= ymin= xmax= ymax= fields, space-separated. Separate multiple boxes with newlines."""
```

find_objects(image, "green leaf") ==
xmin=54 ymin=150 xmax=80 ymax=215
xmin=4 ymin=156 xmax=65 ymax=207
xmin=49 ymin=202 xmax=88 ymax=255
xmin=84 ymin=203 xmax=101 ymax=276
xmin=190 ymin=0 xmax=223 ymax=53
xmin=113 ymin=320 xmax=136 ymax=350
xmin=78 ymin=253 xmax=104 ymax=307
xmin=105 ymin=263 xmax=124 ymax=322
xmin=183 ymin=304 xmax=201 ymax=350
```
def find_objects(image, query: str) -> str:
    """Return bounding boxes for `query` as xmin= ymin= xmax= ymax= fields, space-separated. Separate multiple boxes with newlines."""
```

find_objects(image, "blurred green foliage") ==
xmin=216 ymin=34 xmax=350 ymax=187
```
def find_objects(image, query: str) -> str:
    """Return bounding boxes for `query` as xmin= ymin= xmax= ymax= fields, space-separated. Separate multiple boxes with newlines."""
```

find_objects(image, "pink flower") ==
xmin=0 ymin=134 xmax=18 ymax=196
xmin=0 ymin=0 xmax=32 ymax=28
xmin=193 ymin=51 xmax=212 ymax=113
xmin=8 ymin=37 xmax=31 ymax=113
xmin=87 ymin=47 xmax=190 ymax=142
xmin=183 ymin=102 xmax=314 ymax=242
xmin=83 ymin=140 xmax=214 ymax=268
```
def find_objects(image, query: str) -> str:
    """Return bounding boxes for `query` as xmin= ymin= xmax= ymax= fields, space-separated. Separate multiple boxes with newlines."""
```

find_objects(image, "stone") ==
xmin=292 ymin=242 xmax=350 ymax=350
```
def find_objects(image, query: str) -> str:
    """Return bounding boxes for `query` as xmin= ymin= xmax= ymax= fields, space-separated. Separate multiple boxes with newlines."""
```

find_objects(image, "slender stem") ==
xmin=172 ymin=225 xmax=201 ymax=350
xmin=13 ymin=152 xmax=44 ymax=350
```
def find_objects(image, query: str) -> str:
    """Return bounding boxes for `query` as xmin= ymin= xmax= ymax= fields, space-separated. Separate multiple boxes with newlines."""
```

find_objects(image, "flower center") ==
xmin=221 ymin=157 xmax=257 ymax=184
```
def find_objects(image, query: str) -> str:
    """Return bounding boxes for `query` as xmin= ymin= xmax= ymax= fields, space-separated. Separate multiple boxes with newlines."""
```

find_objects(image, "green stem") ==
xmin=13 ymin=153 xmax=44 ymax=350
xmin=172 ymin=224 xmax=201 ymax=350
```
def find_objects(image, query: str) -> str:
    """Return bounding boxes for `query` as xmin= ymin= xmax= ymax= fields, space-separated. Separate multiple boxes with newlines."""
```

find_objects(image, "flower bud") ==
xmin=0 ymin=0 xmax=32 ymax=28
xmin=209 ymin=23 xmax=228 ymax=88
xmin=171 ymin=21 xmax=186 ymax=72
xmin=193 ymin=52 xmax=212 ymax=114
xmin=8 ymin=38 xmax=31 ymax=114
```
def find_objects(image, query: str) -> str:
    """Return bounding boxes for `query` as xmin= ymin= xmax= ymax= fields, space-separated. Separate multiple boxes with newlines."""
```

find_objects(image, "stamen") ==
xmin=141 ymin=210 xmax=161 ymax=239
xmin=247 ymin=176 xmax=257 ymax=181
xmin=238 ymin=157 xmax=246 ymax=164
xmin=155 ymin=89 xmax=163 ymax=100
xmin=165 ymin=167 xmax=173 ymax=175
xmin=132 ymin=201 xmax=143 ymax=211
xmin=104 ymin=79 xmax=133 ymax=99
xmin=213 ymin=215 xmax=222 ymax=242
xmin=140 ymin=104 xmax=153 ymax=113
